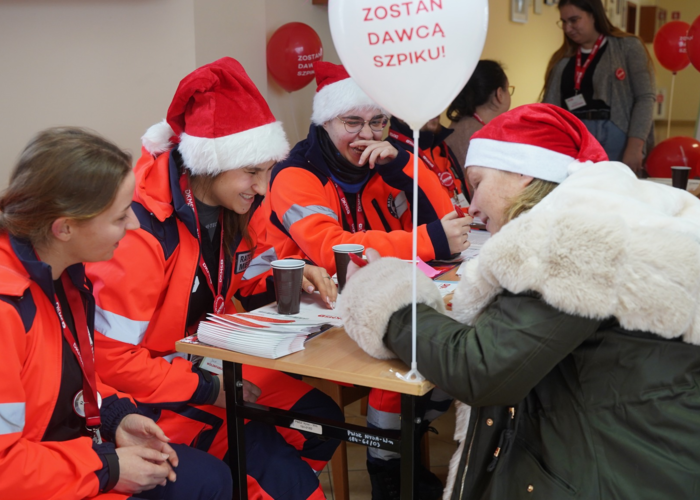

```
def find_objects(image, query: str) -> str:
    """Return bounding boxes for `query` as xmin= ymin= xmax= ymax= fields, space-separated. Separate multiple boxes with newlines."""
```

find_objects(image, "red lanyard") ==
xmin=53 ymin=273 xmax=101 ymax=429
xmin=575 ymin=35 xmax=605 ymax=92
xmin=472 ymin=113 xmax=486 ymax=126
xmin=388 ymin=129 xmax=458 ymax=194
xmin=179 ymin=173 xmax=226 ymax=314
xmin=333 ymin=182 xmax=365 ymax=233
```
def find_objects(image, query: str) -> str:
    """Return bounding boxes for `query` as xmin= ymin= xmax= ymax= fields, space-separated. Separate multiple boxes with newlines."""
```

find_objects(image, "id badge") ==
xmin=454 ymin=192 xmax=468 ymax=208
xmin=73 ymin=390 xmax=102 ymax=417
xmin=200 ymin=356 xmax=223 ymax=375
xmin=565 ymin=94 xmax=586 ymax=111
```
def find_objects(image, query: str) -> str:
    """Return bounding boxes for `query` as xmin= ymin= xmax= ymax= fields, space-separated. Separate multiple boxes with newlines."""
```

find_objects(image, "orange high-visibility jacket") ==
xmin=86 ymin=147 xmax=274 ymax=406
xmin=0 ymin=234 xmax=132 ymax=500
xmin=387 ymin=119 xmax=470 ymax=204
xmin=265 ymin=125 xmax=455 ymax=275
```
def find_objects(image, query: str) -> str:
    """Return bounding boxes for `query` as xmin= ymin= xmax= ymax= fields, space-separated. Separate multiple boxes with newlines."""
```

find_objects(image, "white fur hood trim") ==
xmin=338 ymin=257 xmax=445 ymax=359
xmin=453 ymin=161 xmax=700 ymax=344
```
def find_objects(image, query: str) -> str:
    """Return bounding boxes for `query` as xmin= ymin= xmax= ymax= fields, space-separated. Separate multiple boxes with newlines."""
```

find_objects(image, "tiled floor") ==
xmin=318 ymin=399 xmax=459 ymax=499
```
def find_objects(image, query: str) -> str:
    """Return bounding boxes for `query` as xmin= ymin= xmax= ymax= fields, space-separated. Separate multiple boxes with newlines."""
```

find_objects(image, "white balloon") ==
xmin=329 ymin=0 xmax=489 ymax=130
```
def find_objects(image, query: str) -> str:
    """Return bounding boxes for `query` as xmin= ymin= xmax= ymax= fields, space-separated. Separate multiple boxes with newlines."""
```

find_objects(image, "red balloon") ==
xmin=688 ymin=15 xmax=700 ymax=72
xmin=646 ymin=136 xmax=700 ymax=178
xmin=653 ymin=21 xmax=690 ymax=73
xmin=267 ymin=22 xmax=323 ymax=92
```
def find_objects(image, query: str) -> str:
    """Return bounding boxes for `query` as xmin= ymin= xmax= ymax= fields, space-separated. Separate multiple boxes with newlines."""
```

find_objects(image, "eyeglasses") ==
xmin=336 ymin=115 xmax=389 ymax=134
xmin=508 ymin=85 xmax=515 ymax=96
xmin=556 ymin=16 xmax=582 ymax=29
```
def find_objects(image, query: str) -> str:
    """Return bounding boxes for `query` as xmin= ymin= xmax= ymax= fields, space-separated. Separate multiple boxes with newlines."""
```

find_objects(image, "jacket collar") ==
xmin=8 ymin=234 xmax=89 ymax=302
xmin=168 ymin=147 xmax=199 ymax=240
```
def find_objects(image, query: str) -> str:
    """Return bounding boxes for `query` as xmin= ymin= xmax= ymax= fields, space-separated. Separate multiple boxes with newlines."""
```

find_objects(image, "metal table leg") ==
xmin=400 ymin=394 xmax=420 ymax=500
xmin=223 ymin=361 xmax=247 ymax=500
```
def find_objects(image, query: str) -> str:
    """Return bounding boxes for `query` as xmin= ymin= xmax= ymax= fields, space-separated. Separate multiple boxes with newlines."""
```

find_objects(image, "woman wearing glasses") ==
xmin=445 ymin=60 xmax=512 ymax=171
xmin=542 ymin=0 xmax=655 ymax=174
xmin=264 ymin=61 xmax=471 ymax=500
xmin=264 ymin=61 xmax=470 ymax=275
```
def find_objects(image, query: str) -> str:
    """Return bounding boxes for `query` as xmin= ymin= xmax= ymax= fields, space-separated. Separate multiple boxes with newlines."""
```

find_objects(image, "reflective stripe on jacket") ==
xmin=387 ymin=120 xmax=469 ymax=203
xmin=265 ymin=125 xmax=454 ymax=275
xmin=0 ymin=233 xmax=130 ymax=500
xmin=87 ymin=147 xmax=274 ymax=405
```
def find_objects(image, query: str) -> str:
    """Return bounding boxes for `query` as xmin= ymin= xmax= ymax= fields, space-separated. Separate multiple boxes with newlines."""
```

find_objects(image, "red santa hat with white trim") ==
xmin=311 ymin=61 xmax=390 ymax=125
xmin=465 ymin=103 xmax=608 ymax=183
xmin=141 ymin=57 xmax=289 ymax=175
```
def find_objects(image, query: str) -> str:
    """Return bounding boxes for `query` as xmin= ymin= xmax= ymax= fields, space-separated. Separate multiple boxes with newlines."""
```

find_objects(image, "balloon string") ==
xmin=667 ymin=72 xmax=676 ymax=140
xmin=411 ymin=129 xmax=419 ymax=371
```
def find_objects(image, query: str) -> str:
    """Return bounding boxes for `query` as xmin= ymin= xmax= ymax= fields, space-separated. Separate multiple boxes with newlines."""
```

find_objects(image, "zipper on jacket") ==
xmin=371 ymin=199 xmax=393 ymax=232
xmin=458 ymin=407 xmax=480 ymax=500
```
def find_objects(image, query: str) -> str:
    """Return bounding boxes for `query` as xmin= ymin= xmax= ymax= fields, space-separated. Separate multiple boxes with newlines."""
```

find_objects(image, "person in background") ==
xmin=387 ymin=115 xmax=469 ymax=206
xmin=445 ymin=60 xmax=511 ymax=172
xmin=86 ymin=58 xmax=342 ymax=500
xmin=340 ymin=103 xmax=700 ymax=500
xmin=0 ymin=127 xmax=232 ymax=500
xmin=264 ymin=61 xmax=470 ymax=500
xmin=543 ymin=0 xmax=655 ymax=174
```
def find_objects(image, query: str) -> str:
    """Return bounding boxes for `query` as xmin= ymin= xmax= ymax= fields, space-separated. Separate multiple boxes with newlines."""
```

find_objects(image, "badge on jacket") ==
xmin=234 ymin=249 xmax=254 ymax=274
xmin=616 ymin=68 xmax=626 ymax=80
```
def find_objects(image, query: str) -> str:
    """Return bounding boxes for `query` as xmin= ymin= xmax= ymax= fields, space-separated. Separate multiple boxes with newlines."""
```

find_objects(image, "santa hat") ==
xmin=141 ymin=57 xmax=289 ymax=176
xmin=465 ymin=103 xmax=608 ymax=183
xmin=311 ymin=61 xmax=389 ymax=126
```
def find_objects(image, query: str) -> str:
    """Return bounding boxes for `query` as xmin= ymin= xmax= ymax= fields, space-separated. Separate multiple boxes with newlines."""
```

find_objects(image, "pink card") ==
xmin=416 ymin=257 xmax=441 ymax=279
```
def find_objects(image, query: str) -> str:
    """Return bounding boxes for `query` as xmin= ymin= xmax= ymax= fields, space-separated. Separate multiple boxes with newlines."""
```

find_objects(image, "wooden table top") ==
xmin=176 ymin=326 xmax=434 ymax=396
xmin=176 ymin=261 xmax=467 ymax=397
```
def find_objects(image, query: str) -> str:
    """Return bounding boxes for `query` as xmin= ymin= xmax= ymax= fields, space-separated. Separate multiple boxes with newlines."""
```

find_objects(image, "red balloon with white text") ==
xmin=653 ymin=21 xmax=690 ymax=73
xmin=687 ymin=15 xmax=700 ymax=72
xmin=267 ymin=22 xmax=323 ymax=92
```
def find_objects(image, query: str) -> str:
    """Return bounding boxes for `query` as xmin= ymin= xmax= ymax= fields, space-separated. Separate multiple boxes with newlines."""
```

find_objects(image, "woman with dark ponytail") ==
xmin=445 ymin=60 xmax=511 ymax=170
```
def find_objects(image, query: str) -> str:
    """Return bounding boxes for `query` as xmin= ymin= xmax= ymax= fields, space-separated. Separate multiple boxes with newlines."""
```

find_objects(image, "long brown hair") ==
xmin=542 ymin=0 xmax=652 ymax=98
xmin=188 ymin=173 xmax=253 ymax=257
xmin=0 ymin=127 xmax=132 ymax=247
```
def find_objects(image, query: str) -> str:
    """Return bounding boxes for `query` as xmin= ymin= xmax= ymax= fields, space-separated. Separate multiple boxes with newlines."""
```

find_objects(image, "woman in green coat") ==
xmin=339 ymin=103 xmax=700 ymax=499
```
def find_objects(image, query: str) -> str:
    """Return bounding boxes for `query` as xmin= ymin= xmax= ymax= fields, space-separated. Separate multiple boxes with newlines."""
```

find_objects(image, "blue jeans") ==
xmin=581 ymin=119 xmax=627 ymax=162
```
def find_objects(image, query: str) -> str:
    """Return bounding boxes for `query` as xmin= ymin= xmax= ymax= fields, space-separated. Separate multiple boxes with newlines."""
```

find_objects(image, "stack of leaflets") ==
xmin=196 ymin=294 xmax=343 ymax=359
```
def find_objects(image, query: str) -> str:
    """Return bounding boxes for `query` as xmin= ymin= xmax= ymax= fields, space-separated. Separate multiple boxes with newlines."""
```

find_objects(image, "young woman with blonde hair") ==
xmin=340 ymin=103 xmax=700 ymax=500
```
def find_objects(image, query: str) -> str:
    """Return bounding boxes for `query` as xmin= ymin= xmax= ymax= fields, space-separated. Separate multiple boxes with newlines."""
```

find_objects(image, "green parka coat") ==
xmin=339 ymin=161 xmax=700 ymax=500
xmin=386 ymin=296 xmax=700 ymax=499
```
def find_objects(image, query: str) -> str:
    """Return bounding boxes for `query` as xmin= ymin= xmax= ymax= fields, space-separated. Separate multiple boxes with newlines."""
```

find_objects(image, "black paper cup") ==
xmin=333 ymin=244 xmax=364 ymax=293
xmin=671 ymin=166 xmax=692 ymax=190
xmin=271 ymin=259 xmax=305 ymax=315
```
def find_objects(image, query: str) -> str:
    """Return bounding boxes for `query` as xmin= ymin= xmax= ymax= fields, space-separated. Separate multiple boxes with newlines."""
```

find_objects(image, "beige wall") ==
xmin=481 ymin=0 xmax=563 ymax=109
xmin=194 ymin=0 xmax=267 ymax=88
xmin=0 ymin=0 xmax=197 ymax=187
xmin=264 ymin=1 xmax=340 ymax=147
xmin=2 ymin=0 xmax=698 ymax=189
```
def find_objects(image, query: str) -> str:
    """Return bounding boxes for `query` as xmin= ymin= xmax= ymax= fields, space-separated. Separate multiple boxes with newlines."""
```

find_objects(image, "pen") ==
xmin=348 ymin=253 xmax=368 ymax=268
